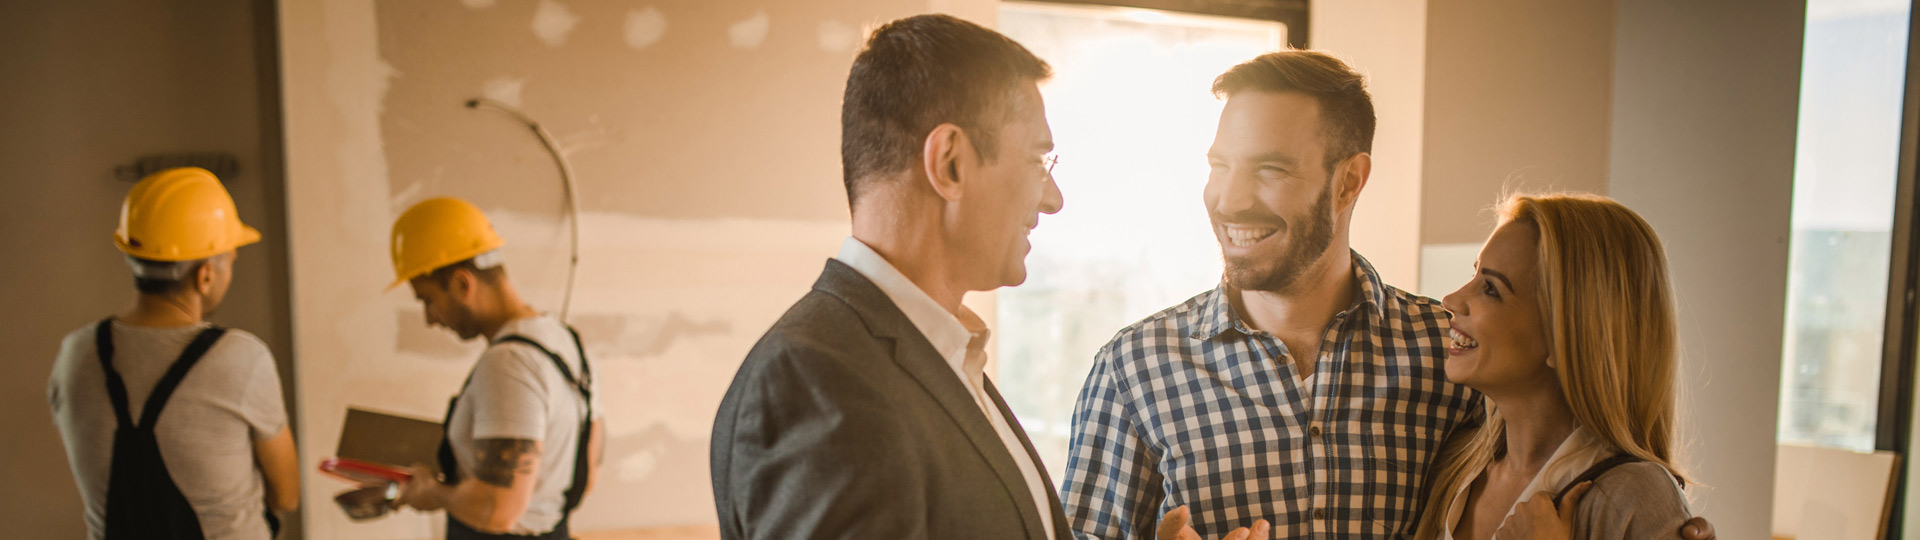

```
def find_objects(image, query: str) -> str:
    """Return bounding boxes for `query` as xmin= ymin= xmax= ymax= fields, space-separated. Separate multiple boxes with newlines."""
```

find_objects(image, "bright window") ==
xmin=1775 ymin=0 xmax=1912 ymax=453
xmin=995 ymin=2 xmax=1285 ymax=480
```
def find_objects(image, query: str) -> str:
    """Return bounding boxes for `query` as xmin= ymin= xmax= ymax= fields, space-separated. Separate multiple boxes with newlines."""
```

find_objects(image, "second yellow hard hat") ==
xmin=389 ymin=197 xmax=505 ymax=290
xmin=114 ymin=167 xmax=261 ymax=262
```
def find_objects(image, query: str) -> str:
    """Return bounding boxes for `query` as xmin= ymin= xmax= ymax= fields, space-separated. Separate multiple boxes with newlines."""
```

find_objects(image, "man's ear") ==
xmin=449 ymin=270 xmax=475 ymax=303
xmin=923 ymin=123 xmax=969 ymax=203
xmin=194 ymin=262 xmax=217 ymax=296
xmin=1334 ymin=152 xmax=1372 ymax=213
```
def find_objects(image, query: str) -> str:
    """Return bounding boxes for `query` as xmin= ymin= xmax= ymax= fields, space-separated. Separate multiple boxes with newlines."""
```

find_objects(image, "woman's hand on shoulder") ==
xmin=1496 ymin=482 xmax=1589 ymax=540
xmin=1498 ymin=481 xmax=1717 ymax=540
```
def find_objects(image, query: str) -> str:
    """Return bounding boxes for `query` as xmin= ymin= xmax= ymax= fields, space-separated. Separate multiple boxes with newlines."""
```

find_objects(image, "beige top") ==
xmin=1442 ymin=426 xmax=1691 ymax=540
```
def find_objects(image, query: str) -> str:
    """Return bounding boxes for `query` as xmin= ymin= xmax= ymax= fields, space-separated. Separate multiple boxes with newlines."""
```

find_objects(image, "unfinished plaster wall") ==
xmin=0 ymin=1 xmax=295 ymax=537
xmin=280 ymin=1 xmax=993 ymax=537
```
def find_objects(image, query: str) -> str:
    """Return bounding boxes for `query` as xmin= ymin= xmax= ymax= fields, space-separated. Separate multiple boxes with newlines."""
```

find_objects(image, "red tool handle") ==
xmin=319 ymin=457 xmax=413 ymax=485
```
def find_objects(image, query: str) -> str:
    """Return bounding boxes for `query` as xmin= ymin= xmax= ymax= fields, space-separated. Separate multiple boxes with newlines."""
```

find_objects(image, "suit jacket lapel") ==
xmin=985 ymin=378 xmax=1072 ymax=540
xmin=812 ymin=260 xmax=1046 ymax=540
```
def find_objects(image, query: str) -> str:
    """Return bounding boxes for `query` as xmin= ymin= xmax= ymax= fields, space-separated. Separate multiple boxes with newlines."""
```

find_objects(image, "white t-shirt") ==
xmin=48 ymin=320 xmax=288 ymax=540
xmin=447 ymin=315 xmax=602 ymax=534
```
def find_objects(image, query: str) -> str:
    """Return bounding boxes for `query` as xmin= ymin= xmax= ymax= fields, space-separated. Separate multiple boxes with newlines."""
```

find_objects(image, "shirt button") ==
xmin=1309 ymin=424 xmax=1322 ymax=437
xmin=1314 ymin=508 xmax=1326 ymax=520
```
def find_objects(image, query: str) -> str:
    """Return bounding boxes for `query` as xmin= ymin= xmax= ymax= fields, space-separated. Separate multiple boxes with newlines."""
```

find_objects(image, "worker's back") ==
xmin=49 ymin=320 xmax=287 ymax=540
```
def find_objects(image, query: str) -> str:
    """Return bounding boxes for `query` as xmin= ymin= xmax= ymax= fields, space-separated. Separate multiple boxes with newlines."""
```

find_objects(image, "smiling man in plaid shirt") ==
xmin=1059 ymin=51 xmax=1718 ymax=540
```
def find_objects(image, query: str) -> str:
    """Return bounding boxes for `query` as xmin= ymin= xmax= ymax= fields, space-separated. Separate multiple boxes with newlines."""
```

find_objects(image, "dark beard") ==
xmin=451 ymin=302 xmax=485 ymax=341
xmin=1223 ymin=183 xmax=1335 ymax=292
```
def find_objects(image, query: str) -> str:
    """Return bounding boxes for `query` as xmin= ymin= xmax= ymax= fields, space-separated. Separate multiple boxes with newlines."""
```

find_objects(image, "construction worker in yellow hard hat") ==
xmin=48 ymin=167 xmax=300 ymax=540
xmin=385 ymin=197 xmax=602 ymax=540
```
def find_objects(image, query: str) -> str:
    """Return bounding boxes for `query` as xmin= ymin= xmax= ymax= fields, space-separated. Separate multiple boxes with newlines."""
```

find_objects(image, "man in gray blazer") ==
xmin=710 ymin=13 xmax=1070 ymax=540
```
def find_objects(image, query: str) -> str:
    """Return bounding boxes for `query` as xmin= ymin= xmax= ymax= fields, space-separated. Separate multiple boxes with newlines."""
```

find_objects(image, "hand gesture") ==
xmin=1157 ymin=505 xmax=1271 ymax=540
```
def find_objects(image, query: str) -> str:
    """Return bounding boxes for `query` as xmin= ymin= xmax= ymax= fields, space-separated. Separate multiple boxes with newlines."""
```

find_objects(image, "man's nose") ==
xmin=1039 ymin=175 xmax=1064 ymax=215
xmin=1212 ymin=170 xmax=1257 ymax=217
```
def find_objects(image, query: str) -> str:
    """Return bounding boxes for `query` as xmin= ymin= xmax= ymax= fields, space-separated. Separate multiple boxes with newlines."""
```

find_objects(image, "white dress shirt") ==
xmin=836 ymin=237 xmax=1057 ymax=539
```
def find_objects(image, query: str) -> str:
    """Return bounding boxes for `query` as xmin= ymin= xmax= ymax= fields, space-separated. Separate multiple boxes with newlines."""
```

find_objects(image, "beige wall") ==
xmin=279 ymin=1 xmax=992 ymax=537
xmin=1606 ymin=0 xmax=1804 ymax=537
xmin=1414 ymin=0 xmax=1614 ymax=296
xmin=1312 ymin=0 xmax=1429 ymax=289
xmin=1419 ymin=0 xmax=1616 ymax=247
xmin=0 ymin=1 xmax=296 ymax=538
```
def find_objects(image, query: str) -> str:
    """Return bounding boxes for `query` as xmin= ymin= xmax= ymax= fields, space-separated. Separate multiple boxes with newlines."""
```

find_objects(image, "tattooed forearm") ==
xmin=472 ymin=438 xmax=540 ymax=488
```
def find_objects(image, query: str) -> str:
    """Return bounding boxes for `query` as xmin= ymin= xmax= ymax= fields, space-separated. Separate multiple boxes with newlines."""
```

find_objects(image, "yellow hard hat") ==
xmin=114 ymin=167 xmax=261 ymax=262
xmin=389 ymin=197 xmax=505 ymax=290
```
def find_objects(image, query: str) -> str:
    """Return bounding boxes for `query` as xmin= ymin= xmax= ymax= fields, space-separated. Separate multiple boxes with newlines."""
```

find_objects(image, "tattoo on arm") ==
xmin=472 ymin=438 xmax=539 ymax=488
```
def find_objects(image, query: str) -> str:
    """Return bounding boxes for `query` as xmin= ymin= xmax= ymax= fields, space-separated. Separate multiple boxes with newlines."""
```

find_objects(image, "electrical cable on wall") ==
xmin=464 ymin=98 xmax=583 ymax=323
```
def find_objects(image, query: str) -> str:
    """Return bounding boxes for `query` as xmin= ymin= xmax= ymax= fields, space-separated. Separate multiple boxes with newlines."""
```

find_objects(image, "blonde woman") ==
xmin=1417 ymin=193 xmax=1690 ymax=540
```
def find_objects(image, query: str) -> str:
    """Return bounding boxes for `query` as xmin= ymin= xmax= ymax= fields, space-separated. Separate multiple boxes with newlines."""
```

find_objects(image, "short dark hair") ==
xmin=427 ymin=259 xmax=506 ymax=288
xmin=1213 ymin=50 xmax=1376 ymax=173
xmin=840 ymin=14 xmax=1051 ymax=208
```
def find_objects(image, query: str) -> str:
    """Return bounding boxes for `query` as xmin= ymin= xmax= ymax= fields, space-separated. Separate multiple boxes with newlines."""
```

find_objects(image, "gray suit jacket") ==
xmin=711 ymin=260 xmax=1071 ymax=540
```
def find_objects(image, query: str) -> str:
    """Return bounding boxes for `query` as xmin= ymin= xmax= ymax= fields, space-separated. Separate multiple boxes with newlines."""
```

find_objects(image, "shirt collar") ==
xmin=1191 ymin=249 xmax=1389 ymax=340
xmin=834 ymin=237 xmax=974 ymax=365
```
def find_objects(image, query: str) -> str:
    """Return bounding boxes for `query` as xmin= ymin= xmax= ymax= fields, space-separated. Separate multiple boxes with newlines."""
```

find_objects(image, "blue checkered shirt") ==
xmin=1061 ymin=252 xmax=1481 ymax=539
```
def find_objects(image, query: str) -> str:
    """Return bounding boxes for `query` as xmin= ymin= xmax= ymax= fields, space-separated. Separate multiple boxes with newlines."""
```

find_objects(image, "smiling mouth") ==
xmin=1449 ymin=329 xmax=1480 ymax=350
xmin=1224 ymin=225 xmax=1278 ymax=247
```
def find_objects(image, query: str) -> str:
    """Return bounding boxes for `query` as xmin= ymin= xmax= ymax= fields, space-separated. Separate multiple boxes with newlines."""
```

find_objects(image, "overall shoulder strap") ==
xmin=136 ymin=327 xmax=228 ymax=429
xmin=1553 ymin=453 xmax=1642 ymax=504
xmin=495 ymin=332 xmax=590 ymax=399
xmin=497 ymin=327 xmax=595 ymax=516
xmin=564 ymin=326 xmax=591 ymax=395
xmin=94 ymin=318 xmax=134 ymax=429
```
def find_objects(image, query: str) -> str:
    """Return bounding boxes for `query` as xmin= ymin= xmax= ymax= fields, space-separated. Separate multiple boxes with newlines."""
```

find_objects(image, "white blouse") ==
xmin=1440 ymin=426 xmax=1616 ymax=540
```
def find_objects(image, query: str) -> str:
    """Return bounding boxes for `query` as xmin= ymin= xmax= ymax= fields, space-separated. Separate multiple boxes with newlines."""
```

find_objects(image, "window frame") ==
xmin=1880 ymin=4 xmax=1920 ymax=537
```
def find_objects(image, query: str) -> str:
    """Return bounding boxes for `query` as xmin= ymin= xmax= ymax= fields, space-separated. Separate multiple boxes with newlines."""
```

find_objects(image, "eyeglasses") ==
xmin=1044 ymin=153 xmax=1060 ymax=181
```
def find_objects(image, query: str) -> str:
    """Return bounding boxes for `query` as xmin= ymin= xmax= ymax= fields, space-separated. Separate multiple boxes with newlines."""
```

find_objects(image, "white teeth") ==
xmin=1449 ymin=329 xmax=1479 ymax=349
xmin=1225 ymin=227 xmax=1278 ymax=247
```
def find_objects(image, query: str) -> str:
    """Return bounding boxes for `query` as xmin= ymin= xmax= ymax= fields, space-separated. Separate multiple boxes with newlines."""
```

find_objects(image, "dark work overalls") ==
xmin=92 ymin=319 xmax=280 ymax=540
xmin=436 ymin=326 xmax=593 ymax=540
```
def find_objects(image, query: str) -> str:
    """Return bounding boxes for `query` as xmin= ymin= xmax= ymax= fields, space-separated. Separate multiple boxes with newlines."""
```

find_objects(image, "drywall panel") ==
xmin=280 ymin=1 xmax=994 ymax=537
xmin=1606 ymin=0 xmax=1804 ymax=537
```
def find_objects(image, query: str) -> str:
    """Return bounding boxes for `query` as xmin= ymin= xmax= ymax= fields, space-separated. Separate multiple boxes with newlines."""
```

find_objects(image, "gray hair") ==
xmin=125 ymin=255 xmax=205 ymax=281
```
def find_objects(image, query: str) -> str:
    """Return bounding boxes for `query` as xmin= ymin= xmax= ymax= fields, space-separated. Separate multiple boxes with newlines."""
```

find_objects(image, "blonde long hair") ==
xmin=1414 ymin=193 xmax=1687 ymax=539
